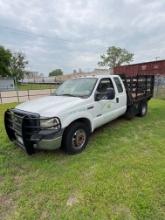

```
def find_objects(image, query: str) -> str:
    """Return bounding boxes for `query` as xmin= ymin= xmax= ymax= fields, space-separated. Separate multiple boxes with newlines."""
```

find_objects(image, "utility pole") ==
xmin=155 ymin=56 xmax=160 ymax=61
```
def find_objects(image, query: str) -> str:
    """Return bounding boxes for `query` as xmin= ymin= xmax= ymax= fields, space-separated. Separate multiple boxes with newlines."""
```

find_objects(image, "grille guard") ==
xmin=4 ymin=109 xmax=61 ymax=155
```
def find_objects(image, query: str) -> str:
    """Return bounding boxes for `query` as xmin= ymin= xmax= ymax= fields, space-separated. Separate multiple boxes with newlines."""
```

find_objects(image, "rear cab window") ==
xmin=113 ymin=77 xmax=123 ymax=93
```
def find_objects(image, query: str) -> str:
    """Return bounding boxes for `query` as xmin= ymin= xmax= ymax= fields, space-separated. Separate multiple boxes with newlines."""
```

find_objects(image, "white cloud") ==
xmin=0 ymin=0 xmax=165 ymax=74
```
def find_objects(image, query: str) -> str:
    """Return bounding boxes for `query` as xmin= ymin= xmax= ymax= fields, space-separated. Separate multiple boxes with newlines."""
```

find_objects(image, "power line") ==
xmin=0 ymin=24 xmax=76 ymax=43
xmin=0 ymin=24 xmax=106 ymax=54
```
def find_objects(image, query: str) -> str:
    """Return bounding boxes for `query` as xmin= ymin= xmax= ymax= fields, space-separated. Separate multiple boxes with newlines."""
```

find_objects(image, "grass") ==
xmin=0 ymin=99 xmax=165 ymax=220
xmin=17 ymin=83 xmax=57 ymax=91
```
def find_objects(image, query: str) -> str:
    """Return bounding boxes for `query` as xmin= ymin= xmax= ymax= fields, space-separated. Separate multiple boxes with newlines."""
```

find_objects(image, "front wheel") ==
xmin=138 ymin=102 xmax=148 ymax=117
xmin=62 ymin=122 xmax=90 ymax=154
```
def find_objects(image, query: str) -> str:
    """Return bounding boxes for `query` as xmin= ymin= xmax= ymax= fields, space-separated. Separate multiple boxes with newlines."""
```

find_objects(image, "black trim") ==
xmin=87 ymin=106 xmax=94 ymax=110
xmin=4 ymin=110 xmax=16 ymax=141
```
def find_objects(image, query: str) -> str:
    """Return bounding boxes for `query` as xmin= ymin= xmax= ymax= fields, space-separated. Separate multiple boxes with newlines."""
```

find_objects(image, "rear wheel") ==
xmin=138 ymin=102 xmax=148 ymax=117
xmin=62 ymin=122 xmax=90 ymax=154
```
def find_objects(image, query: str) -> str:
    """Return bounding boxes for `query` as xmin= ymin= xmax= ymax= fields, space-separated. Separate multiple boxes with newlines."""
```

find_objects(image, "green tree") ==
xmin=49 ymin=69 xmax=63 ymax=77
xmin=10 ymin=52 xmax=28 ymax=82
xmin=0 ymin=46 xmax=12 ymax=77
xmin=98 ymin=46 xmax=134 ymax=68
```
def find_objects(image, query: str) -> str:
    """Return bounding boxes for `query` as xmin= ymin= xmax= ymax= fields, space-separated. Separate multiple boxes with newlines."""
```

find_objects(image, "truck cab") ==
xmin=5 ymin=74 xmax=152 ymax=155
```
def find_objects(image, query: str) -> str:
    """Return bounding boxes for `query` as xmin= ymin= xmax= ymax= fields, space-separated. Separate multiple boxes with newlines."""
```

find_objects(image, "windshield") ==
xmin=54 ymin=78 xmax=97 ymax=97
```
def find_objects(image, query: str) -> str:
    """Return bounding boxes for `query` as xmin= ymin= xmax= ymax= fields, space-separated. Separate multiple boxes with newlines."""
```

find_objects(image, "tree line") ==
xmin=0 ymin=45 xmax=64 ymax=81
xmin=0 ymin=45 xmax=134 ymax=81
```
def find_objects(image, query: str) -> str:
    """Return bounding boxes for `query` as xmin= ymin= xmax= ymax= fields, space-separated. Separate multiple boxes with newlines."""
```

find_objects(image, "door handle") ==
xmin=116 ymin=97 xmax=119 ymax=103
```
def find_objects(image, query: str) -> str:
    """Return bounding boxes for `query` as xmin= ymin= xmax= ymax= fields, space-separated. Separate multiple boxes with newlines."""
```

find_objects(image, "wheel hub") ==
xmin=142 ymin=106 xmax=146 ymax=115
xmin=72 ymin=129 xmax=86 ymax=149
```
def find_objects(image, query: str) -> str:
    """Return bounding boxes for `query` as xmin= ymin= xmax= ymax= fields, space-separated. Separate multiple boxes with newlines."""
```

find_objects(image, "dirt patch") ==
xmin=0 ymin=195 xmax=15 ymax=219
xmin=0 ymin=175 xmax=4 ymax=182
xmin=66 ymin=194 xmax=79 ymax=207
xmin=40 ymin=210 xmax=50 ymax=220
xmin=13 ymin=175 xmax=23 ymax=185
xmin=0 ymin=195 xmax=12 ymax=207
xmin=112 ymin=204 xmax=135 ymax=220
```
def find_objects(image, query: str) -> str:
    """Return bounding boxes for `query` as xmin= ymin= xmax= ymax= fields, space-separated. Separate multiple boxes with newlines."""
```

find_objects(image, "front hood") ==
xmin=16 ymin=95 xmax=85 ymax=117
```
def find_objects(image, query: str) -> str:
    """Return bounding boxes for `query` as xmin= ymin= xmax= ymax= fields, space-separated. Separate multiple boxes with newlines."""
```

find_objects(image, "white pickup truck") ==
xmin=5 ymin=74 xmax=154 ymax=155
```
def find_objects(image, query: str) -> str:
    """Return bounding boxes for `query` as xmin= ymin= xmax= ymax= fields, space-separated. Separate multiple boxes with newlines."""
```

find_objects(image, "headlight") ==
xmin=40 ymin=117 xmax=61 ymax=130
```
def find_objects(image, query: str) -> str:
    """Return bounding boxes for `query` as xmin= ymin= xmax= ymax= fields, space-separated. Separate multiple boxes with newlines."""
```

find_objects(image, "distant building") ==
xmin=0 ymin=78 xmax=15 ymax=91
xmin=55 ymin=68 xmax=112 ymax=82
xmin=22 ymin=70 xmax=44 ymax=83
xmin=21 ymin=68 xmax=112 ymax=84
xmin=24 ymin=70 xmax=40 ymax=79
xmin=93 ymin=68 xmax=112 ymax=75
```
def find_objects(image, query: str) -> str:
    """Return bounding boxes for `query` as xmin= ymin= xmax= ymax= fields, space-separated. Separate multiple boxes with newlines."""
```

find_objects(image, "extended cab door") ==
xmin=93 ymin=78 xmax=118 ymax=129
xmin=113 ymin=76 xmax=127 ymax=116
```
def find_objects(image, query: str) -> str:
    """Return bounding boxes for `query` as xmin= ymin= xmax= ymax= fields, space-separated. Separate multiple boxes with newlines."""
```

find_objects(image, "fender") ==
xmin=61 ymin=109 xmax=94 ymax=132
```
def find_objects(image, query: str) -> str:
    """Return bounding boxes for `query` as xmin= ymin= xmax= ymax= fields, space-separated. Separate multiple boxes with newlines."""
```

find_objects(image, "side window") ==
xmin=96 ymin=78 xmax=114 ymax=100
xmin=114 ymin=77 xmax=123 ymax=93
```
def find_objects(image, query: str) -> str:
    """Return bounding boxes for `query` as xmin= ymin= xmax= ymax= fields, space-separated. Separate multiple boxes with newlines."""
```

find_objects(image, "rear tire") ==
xmin=138 ymin=102 xmax=148 ymax=117
xmin=62 ymin=122 xmax=90 ymax=154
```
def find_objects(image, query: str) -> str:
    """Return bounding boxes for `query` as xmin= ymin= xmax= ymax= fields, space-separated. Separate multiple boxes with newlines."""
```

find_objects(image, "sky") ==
xmin=0 ymin=0 xmax=165 ymax=75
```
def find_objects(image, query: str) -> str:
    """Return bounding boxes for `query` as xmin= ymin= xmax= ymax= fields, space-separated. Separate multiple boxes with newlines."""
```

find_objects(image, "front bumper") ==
xmin=14 ymin=131 xmax=63 ymax=152
xmin=4 ymin=109 xmax=62 ymax=155
xmin=31 ymin=130 xmax=63 ymax=150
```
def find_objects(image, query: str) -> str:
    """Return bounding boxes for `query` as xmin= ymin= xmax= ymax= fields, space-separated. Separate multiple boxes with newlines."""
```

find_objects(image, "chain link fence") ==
xmin=154 ymin=76 xmax=165 ymax=99
xmin=0 ymin=88 xmax=56 ymax=104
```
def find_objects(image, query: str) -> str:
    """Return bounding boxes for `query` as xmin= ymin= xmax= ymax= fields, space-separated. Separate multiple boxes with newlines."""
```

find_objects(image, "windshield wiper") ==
xmin=58 ymin=94 xmax=78 ymax=97
xmin=54 ymin=93 xmax=86 ymax=98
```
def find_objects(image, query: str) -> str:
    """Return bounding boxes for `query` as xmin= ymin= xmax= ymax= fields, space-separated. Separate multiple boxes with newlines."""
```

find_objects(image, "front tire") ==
xmin=62 ymin=122 xmax=90 ymax=154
